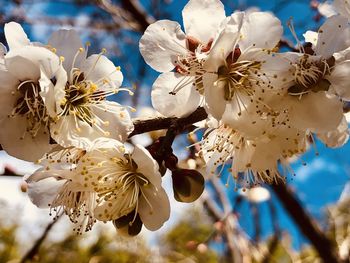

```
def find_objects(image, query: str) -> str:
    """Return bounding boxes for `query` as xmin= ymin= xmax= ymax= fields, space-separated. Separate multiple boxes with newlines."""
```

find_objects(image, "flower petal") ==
xmin=152 ymin=72 xmax=201 ymax=117
xmin=317 ymin=116 xmax=349 ymax=148
xmin=182 ymin=0 xmax=225 ymax=44
xmin=27 ymin=176 xmax=66 ymax=208
xmin=239 ymin=12 xmax=283 ymax=51
xmin=327 ymin=60 xmax=350 ymax=101
xmin=138 ymin=185 xmax=170 ymax=231
xmin=4 ymin=22 xmax=30 ymax=50
xmin=132 ymin=144 xmax=161 ymax=187
xmin=81 ymin=54 xmax=123 ymax=89
xmin=203 ymin=72 xmax=226 ymax=120
xmin=48 ymin=29 xmax=86 ymax=74
xmin=334 ymin=0 xmax=350 ymax=18
xmin=315 ymin=15 xmax=350 ymax=58
xmin=289 ymin=92 xmax=343 ymax=133
xmin=204 ymin=12 xmax=243 ymax=72
xmin=51 ymin=101 xmax=133 ymax=148
xmin=5 ymin=46 xmax=60 ymax=81
xmin=0 ymin=116 xmax=52 ymax=161
xmin=139 ymin=20 xmax=187 ymax=72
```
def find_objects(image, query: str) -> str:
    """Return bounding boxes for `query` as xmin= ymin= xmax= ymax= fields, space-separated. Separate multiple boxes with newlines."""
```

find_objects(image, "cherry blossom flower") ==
xmin=140 ymin=0 xmax=227 ymax=117
xmin=282 ymin=15 xmax=349 ymax=133
xmin=201 ymin=111 xmax=308 ymax=187
xmin=26 ymin=147 xmax=97 ymax=234
xmin=78 ymin=139 xmax=170 ymax=232
xmin=0 ymin=22 xmax=60 ymax=161
xmin=202 ymin=11 xmax=291 ymax=120
xmin=42 ymin=29 xmax=134 ymax=149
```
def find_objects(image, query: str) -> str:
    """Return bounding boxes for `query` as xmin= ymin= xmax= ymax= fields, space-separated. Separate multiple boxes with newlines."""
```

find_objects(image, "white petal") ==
xmin=334 ymin=0 xmax=350 ymax=18
xmin=51 ymin=101 xmax=133 ymax=148
xmin=151 ymin=72 xmax=201 ymax=117
xmin=4 ymin=22 xmax=30 ymax=50
xmin=289 ymin=92 xmax=343 ymax=133
xmin=139 ymin=20 xmax=187 ymax=72
xmin=81 ymin=54 xmax=123 ymax=89
xmin=39 ymin=65 xmax=67 ymax=118
xmin=318 ymin=2 xmax=337 ymax=17
xmin=5 ymin=46 xmax=60 ymax=81
xmin=327 ymin=60 xmax=350 ymax=101
xmin=317 ymin=116 xmax=349 ymax=148
xmin=303 ymin=31 xmax=318 ymax=47
xmin=138 ymin=185 xmax=170 ymax=231
xmin=0 ymin=116 xmax=52 ymax=161
xmin=0 ymin=70 xmax=19 ymax=118
xmin=239 ymin=12 xmax=283 ymax=51
xmin=315 ymin=15 xmax=350 ymax=58
xmin=204 ymin=13 xmax=243 ymax=72
xmin=182 ymin=0 xmax=225 ymax=44
xmin=48 ymin=29 xmax=86 ymax=73
xmin=203 ymin=73 xmax=226 ymax=120
xmin=132 ymin=145 xmax=161 ymax=187
xmin=27 ymin=176 xmax=66 ymax=208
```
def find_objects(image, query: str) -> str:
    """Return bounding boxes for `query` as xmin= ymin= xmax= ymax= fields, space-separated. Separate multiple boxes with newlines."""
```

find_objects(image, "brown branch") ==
xmin=129 ymin=107 xmax=208 ymax=137
xmin=271 ymin=181 xmax=342 ymax=263
xmin=20 ymin=215 xmax=62 ymax=263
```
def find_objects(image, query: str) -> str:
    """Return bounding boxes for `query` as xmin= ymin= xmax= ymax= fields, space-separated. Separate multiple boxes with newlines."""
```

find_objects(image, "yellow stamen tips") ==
xmin=60 ymin=56 xmax=65 ymax=62
xmin=51 ymin=47 xmax=57 ymax=53
xmin=79 ymin=47 xmax=84 ymax=52
xmin=101 ymin=48 xmax=107 ymax=54
xmin=85 ymin=41 xmax=91 ymax=47
xmin=76 ymin=127 xmax=82 ymax=132
xmin=60 ymin=98 xmax=67 ymax=105
xmin=132 ymin=84 xmax=137 ymax=90
xmin=130 ymin=107 xmax=137 ymax=112
xmin=104 ymin=121 xmax=110 ymax=126
xmin=118 ymin=146 xmax=125 ymax=153
xmin=35 ymin=159 xmax=41 ymax=164
xmin=53 ymin=131 xmax=58 ymax=135
xmin=104 ymin=131 xmax=110 ymax=136
xmin=128 ymin=91 xmax=134 ymax=96
xmin=102 ymin=79 xmax=109 ymax=84
xmin=90 ymin=83 xmax=97 ymax=92
xmin=116 ymin=66 xmax=121 ymax=71
xmin=119 ymin=112 xmax=125 ymax=118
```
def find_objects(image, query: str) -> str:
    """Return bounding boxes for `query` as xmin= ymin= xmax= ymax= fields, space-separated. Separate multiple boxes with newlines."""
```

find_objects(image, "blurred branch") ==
xmin=95 ymin=0 xmax=154 ymax=32
xmin=271 ymin=180 xmax=342 ymax=263
xmin=20 ymin=214 xmax=62 ymax=263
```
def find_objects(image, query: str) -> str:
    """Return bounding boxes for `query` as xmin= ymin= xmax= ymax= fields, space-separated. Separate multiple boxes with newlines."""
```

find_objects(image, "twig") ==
xmin=129 ymin=107 xmax=208 ymax=137
xmin=271 ymin=180 xmax=342 ymax=263
xmin=20 ymin=215 xmax=62 ymax=263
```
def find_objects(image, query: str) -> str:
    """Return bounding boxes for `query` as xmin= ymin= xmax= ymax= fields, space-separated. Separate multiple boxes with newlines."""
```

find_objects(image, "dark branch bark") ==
xmin=271 ymin=181 xmax=342 ymax=263
xmin=20 ymin=215 xmax=62 ymax=263
xmin=129 ymin=107 xmax=208 ymax=137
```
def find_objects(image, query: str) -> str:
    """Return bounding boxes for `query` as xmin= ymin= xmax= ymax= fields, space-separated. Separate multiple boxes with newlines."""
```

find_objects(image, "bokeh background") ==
xmin=0 ymin=0 xmax=349 ymax=262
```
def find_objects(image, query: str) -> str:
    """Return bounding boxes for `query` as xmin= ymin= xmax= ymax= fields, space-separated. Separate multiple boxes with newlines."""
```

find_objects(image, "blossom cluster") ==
xmin=140 ymin=0 xmax=350 ymax=186
xmin=0 ymin=0 xmax=349 ymax=236
xmin=0 ymin=23 xmax=170 ymax=235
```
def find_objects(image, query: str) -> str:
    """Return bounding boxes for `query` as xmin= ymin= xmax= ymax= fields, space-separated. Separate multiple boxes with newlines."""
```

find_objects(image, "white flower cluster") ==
xmin=140 ymin=0 xmax=350 ymax=186
xmin=1 ymin=0 xmax=350 ymax=236
xmin=0 ymin=23 xmax=170 ymax=235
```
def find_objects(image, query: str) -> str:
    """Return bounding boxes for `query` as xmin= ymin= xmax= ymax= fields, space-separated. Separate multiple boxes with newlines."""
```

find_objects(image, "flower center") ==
xmin=83 ymin=154 xmax=150 ymax=221
xmin=59 ymin=70 xmax=100 ymax=125
xmin=9 ymin=80 xmax=49 ymax=138
xmin=214 ymin=47 xmax=263 ymax=104
xmin=288 ymin=54 xmax=332 ymax=95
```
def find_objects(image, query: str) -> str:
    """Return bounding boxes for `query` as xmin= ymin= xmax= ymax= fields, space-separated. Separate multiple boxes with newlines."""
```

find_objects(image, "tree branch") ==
xmin=129 ymin=107 xmax=208 ymax=137
xmin=20 ymin=215 xmax=62 ymax=263
xmin=271 ymin=181 xmax=342 ymax=263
